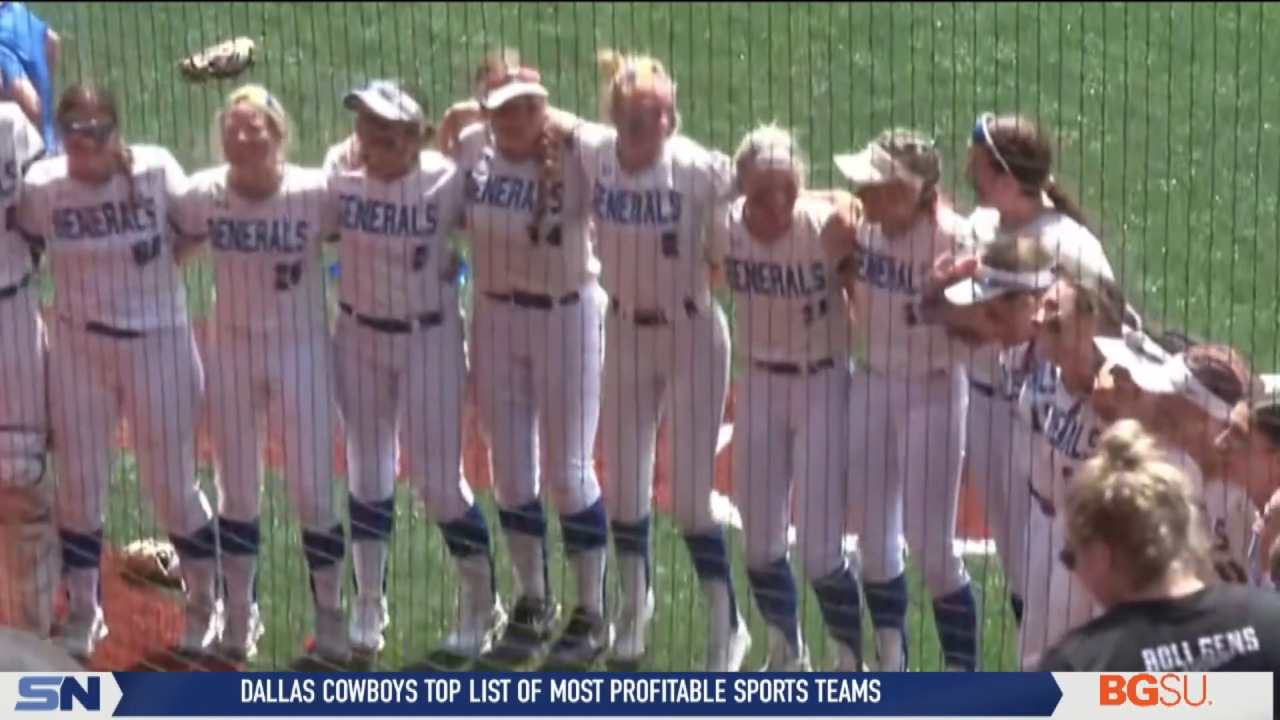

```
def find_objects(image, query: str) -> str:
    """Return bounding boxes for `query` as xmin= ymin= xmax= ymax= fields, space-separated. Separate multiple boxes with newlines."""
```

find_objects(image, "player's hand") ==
xmin=916 ymin=251 xmax=979 ymax=325
xmin=438 ymin=100 xmax=483 ymax=155
xmin=440 ymin=249 xmax=464 ymax=284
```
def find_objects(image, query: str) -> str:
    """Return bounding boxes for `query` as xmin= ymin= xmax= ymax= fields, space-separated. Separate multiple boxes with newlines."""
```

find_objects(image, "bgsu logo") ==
xmin=1099 ymin=674 xmax=1210 ymax=707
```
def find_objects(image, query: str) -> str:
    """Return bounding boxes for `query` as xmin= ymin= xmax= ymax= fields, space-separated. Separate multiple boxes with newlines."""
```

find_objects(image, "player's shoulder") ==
xmin=186 ymin=164 xmax=227 ymax=191
xmin=0 ymin=100 xmax=27 ymax=129
xmin=283 ymin=163 xmax=328 ymax=191
xmin=130 ymin=144 xmax=182 ymax=171
xmin=795 ymin=195 xmax=840 ymax=234
xmin=417 ymin=149 xmax=460 ymax=180
xmin=1036 ymin=210 xmax=1114 ymax=279
xmin=23 ymin=152 xmax=65 ymax=187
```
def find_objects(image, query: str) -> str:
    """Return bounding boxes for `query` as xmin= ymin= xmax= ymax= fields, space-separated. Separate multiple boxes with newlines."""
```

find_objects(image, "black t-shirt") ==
xmin=1038 ymin=584 xmax=1280 ymax=672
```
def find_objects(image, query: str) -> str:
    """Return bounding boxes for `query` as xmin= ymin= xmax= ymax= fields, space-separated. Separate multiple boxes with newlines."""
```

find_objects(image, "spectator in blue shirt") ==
xmin=0 ymin=2 xmax=59 ymax=151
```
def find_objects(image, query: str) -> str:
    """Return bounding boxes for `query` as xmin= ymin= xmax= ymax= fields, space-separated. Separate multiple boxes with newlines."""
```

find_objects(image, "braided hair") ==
xmin=476 ymin=50 xmax=560 ymax=242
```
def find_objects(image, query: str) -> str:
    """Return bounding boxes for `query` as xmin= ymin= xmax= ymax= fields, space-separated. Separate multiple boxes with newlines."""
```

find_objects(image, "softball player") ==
xmin=710 ymin=124 xmax=866 ymax=671
xmin=175 ymin=85 xmax=346 ymax=663
xmin=928 ymin=233 xmax=1057 ymax=633
xmin=1005 ymin=262 xmax=1135 ymax=669
xmin=549 ymin=50 xmax=743 ymax=670
xmin=444 ymin=54 xmax=610 ymax=668
xmin=1093 ymin=338 xmax=1261 ymax=585
xmin=0 ymin=101 xmax=51 ymax=638
xmin=325 ymin=80 xmax=500 ymax=660
xmin=18 ymin=84 xmax=216 ymax=661
xmin=961 ymin=111 xmax=1115 ymax=647
xmin=833 ymin=129 xmax=978 ymax=671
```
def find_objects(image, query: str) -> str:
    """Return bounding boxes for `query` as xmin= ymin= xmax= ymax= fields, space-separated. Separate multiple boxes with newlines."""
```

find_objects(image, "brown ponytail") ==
xmin=985 ymin=114 xmax=1095 ymax=235
xmin=1042 ymin=178 xmax=1089 ymax=231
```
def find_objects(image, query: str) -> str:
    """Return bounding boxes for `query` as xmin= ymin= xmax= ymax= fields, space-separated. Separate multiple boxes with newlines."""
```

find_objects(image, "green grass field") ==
xmin=25 ymin=1 xmax=1280 ymax=671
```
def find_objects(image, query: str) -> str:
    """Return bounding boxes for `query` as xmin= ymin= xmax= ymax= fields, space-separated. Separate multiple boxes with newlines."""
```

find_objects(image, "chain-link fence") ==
xmin=0 ymin=2 xmax=1276 ymax=673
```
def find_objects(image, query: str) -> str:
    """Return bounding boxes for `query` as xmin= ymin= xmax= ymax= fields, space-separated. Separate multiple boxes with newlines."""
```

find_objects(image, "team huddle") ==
xmin=1 ymin=45 xmax=1278 ymax=674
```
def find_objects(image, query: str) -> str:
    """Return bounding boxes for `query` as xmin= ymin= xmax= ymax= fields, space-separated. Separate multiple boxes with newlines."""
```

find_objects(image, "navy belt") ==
xmin=609 ymin=296 xmax=699 ymax=327
xmin=485 ymin=290 xmax=580 ymax=310
xmin=969 ymin=378 xmax=998 ymax=398
xmin=84 ymin=321 xmax=144 ymax=340
xmin=0 ymin=272 xmax=32 ymax=302
xmin=755 ymin=358 xmax=837 ymax=376
xmin=339 ymin=303 xmax=442 ymax=334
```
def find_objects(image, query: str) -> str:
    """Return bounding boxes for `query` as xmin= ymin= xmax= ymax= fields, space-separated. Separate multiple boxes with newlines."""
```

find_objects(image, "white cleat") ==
xmin=178 ymin=598 xmax=224 ymax=655
xmin=706 ymin=618 xmax=751 ymax=672
xmin=62 ymin=608 xmax=108 ymax=662
xmin=440 ymin=555 xmax=506 ymax=659
xmin=761 ymin=625 xmax=811 ymax=672
xmin=609 ymin=586 xmax=654 ymax=667
xmin=218 ymin=602 xmax=264 ymax=661
xmin=349 ymin=595 xmax=389 ymax=655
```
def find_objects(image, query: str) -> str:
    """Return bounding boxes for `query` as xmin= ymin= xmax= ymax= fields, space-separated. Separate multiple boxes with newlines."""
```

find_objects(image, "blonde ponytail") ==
xmin=597 ymin=48 xmax=627 ymax=83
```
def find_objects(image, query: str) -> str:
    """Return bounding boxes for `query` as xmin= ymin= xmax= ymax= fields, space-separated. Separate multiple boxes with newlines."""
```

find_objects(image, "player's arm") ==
xmin=0 ymin=48 xmax=40 ymax=130
xmin=438 ymin=165 xmax=468 ymax=284
xmin=1034 ymin=645 xmax=1076 ymax=672
xmin=817 ymin=189 xmax=863 ymax=317
xmin=160 ymin=155 xmax=206 ymax=265
xmin=436 ymin=99 xmax=482 ymax=157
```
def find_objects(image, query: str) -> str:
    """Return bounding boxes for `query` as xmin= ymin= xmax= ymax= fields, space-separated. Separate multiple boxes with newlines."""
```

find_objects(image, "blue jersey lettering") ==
xmin=208 ymin=218 xmax=310 ymax=253
xmin=338 ymin=194 xmax=438 ymax=238
xmin=853 ymin=247 xmax=926 ymax=295
xmin=470 ymin=174 xmax=564 ymax=215
xmin=592 ymin=182 xmax=682 ymax=226
xmin=53 ymin=198 xmax=159 ymax=240
xmin=724 ymin=258 xmax=826 ymax=298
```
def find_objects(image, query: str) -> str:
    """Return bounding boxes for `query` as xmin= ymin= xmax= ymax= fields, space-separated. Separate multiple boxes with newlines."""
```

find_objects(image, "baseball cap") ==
xmin=479 ymin=66 xmax=548 ymax=110
xmin=343 ymin=80 xmax=424 ymax=124
xmin=944 ymin=263 xmax=1056 ymax=307
xmin=834 ymin=128 xmax=941 ymax=190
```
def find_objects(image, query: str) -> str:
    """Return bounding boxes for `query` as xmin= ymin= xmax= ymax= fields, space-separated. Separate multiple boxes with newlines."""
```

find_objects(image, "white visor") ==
xmin=1094 ymin=331 xmax=1174 ymax=393
xmin=943 ymin=266 xmax=1055 ymax=306
xmin=1097 ymin=335 xmax=1239 ymax=421
xmin=482 ymin=80 xmax=548 ymax=110
xmin=344 ymin=80 xmax=424 ymax=124
xmin=833 ymin=144 xmax=923 ymax=189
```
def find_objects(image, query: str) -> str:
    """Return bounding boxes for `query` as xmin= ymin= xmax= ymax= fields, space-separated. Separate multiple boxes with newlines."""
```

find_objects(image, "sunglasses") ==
xmin=60 ymin=118 xmax=116 ymax=145
xmin=971 ymin=113 xmax=1013 ymax=175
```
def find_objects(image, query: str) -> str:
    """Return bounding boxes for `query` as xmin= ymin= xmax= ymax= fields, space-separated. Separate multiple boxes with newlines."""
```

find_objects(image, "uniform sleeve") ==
xmin=11 ymin=110 xmax=44 ymax=174
xmin=570 ymin=121 xmax=614 ymax=177
xmin=704 ymin=200 xmax=732 ymax=268
xmin=707 ymin=149 xmax=736 ymax=205
xmin=15 ymin=173 xmax=44 ymax=246
xmin=171 ymin=179 xmax=206 ymax=242
xmin=158 ymin=148 xmax=189 ymax=234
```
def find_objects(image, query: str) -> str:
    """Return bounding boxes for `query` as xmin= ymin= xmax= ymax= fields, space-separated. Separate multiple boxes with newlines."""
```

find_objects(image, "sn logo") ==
xmin=15 ymin=676 xmax=100 ymax=712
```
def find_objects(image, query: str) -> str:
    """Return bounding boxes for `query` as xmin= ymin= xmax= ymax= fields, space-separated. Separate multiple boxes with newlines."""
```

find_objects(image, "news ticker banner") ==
xmin=2 ymin=672 xmax=1272 ymax=719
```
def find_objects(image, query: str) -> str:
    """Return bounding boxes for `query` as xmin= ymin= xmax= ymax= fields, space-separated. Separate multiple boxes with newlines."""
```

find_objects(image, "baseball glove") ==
xmin=179 ymin=37 xmax=256 ymax=81
xmin=116 ymin=538 xmax=183 ymax=591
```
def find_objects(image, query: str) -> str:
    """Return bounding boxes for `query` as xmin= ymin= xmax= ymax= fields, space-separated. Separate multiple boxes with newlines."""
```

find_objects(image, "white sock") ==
xmin=310 ymin=564 xmax=343 ymax=612
xmin=222 ymin=554 xmax=256 ymax=610
xmin=573 ymin=549 xmax=606 ymax=615
xmin=617 ymin=555 xmax=649 ymax=619
xmin=64 ymin=567 xmax=99 ymax=619
xmin=351 ymin=540 xmax=387 ymax=601
xmin=507 ymin=537 xmax=546 ymax=600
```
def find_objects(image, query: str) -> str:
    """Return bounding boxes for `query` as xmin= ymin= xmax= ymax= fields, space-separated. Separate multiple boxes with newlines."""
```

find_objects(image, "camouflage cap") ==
xmin=834 ymin=128 xmax=941 ymax=189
